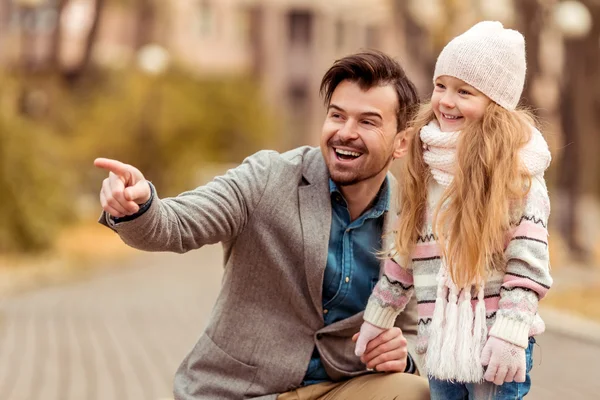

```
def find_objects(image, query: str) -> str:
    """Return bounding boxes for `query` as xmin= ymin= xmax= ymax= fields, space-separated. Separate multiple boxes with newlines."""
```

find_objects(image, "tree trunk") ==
xmin=556 ymin=0 xmax=600 ymax=260
xmin=50 ymin=0 xmax=68 ymax=70
xmin=134 ymin=0 xmax=156 ymax=49
xmin=514 ymin=0 xmax=542 ymax=109
xmin=62 ymin=0 xmax=105 ymax=84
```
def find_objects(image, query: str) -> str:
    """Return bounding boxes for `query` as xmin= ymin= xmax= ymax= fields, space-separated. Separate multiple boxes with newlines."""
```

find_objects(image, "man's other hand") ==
xmin=353 ymin=326 xmax=408 ymax=372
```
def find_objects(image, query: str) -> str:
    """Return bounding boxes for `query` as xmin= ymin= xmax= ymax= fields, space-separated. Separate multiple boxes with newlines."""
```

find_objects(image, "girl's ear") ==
xmin=393 ymin=127 xmax=415 ymax=159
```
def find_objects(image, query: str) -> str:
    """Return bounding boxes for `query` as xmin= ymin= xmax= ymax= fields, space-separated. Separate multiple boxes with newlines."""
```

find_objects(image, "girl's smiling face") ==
xmin=431 ymin=75 xmax=491 ymax=132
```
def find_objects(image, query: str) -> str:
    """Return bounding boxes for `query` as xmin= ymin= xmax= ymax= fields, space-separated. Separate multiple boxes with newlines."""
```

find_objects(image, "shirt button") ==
xmin=345 ymin=277 xmax=350 ymax=283
xmin=323 ymin=309 xmax=328 ymax=314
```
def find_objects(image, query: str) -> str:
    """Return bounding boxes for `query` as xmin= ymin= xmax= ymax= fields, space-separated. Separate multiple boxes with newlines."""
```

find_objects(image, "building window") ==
xmin=287 ymin=10 xmax=312 ymax=46
xmin=335 ymin=20 xmax=345 ymax=49
xmin=365 ymin=26 xmax=381 ymax=49
xmin=9 ymin=0 xmax=59 ymax=34
xmin=235 ymin=7 xmax=251 ymax=44
xmin=196 ymin=0 xmax=214 ymax=37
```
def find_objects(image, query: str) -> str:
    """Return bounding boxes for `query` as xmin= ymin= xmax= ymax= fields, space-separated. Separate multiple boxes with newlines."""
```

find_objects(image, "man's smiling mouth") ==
xmin=334 ymin=148 xmax=363 ymax=160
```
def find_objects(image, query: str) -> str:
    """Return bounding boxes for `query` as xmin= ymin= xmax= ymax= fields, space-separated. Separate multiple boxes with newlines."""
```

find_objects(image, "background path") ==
xmin=0 ymin=245 xmax=598 ymax=399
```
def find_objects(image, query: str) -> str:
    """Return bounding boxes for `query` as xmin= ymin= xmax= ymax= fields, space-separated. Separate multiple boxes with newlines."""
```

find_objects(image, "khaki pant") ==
xmin=277 ymin=373 xmax=430 ymax=400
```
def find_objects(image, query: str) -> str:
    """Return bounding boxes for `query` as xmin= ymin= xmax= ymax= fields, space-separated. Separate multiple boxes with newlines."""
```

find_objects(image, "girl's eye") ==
xmin=435 ymin=83 xmax=445 ymax=89
xmin=459 ymin=89 xmax=472 ymax=95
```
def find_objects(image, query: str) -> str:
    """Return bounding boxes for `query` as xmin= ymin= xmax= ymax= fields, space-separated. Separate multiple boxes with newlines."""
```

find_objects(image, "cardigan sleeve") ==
xmin=489 ymin=176 xmax=553 ymax=348
xmin=99 ymin=150 xmax=274 ymax=253
xmin=363 ymin=255 xmax=415 ymax=329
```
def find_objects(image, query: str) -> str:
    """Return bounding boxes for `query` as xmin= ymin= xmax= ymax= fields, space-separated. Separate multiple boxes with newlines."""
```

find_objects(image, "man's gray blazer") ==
xmin=101 ymin=146 xmax=419 ymax=400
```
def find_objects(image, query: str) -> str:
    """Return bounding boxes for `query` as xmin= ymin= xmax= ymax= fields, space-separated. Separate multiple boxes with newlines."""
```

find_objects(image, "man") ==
xmin=95 ymin=50 xmax=429 ymax=400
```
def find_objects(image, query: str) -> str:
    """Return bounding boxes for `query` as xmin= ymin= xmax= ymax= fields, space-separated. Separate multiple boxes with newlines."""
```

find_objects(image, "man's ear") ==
xmin=392 ymin=127 xmax=414 ymax=159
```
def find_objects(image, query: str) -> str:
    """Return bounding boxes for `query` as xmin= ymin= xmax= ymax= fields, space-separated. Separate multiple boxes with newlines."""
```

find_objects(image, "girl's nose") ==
xmin=440 ymin=93 xmax=455 ymax=108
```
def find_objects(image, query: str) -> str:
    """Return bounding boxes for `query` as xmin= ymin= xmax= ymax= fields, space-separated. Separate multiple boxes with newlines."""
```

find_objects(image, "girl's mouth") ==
xmin=442 ymin=113 xmax=463 ymax=121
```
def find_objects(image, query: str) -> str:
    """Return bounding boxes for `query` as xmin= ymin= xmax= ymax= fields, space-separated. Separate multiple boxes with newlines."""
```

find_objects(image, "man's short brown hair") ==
xmin=320 ymin=50 xmax=419 ymax=131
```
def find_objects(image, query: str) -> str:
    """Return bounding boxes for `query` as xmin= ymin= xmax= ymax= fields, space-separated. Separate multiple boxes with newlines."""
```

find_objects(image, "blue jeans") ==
xmin=429 ymin=337 xmax=535 ymax=400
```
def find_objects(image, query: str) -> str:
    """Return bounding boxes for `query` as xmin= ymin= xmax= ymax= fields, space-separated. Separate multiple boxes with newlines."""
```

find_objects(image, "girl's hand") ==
xmin=353 ymin=326 xmax=409 ymax=372
xmin=481 ymin=336 xmax=527 ymax=385
xmin=354 ymin=321 xmax=386 ymax=357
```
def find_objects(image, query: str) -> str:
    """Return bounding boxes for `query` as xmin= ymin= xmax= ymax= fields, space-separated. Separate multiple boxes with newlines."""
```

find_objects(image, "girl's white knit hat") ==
xmin=433 ymin=21 xmax=526 ymax=110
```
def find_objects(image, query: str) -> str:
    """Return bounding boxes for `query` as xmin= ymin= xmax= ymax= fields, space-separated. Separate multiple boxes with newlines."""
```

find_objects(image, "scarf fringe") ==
xmin=425 ymin=265 xmax=487 ymax=383
xmin=456 ymin=289 xmax=474 ymax=380
xmin=425 ymin=268 xmax=448 ymax=377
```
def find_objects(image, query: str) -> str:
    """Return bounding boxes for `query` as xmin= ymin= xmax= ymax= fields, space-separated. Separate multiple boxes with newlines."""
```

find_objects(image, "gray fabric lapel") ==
xmin=299 ymin=148 xmax=331 ymax=317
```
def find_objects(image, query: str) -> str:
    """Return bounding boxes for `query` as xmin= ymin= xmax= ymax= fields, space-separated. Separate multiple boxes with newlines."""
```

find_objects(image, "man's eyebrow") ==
xmin=328 ymin=104 xmax=383 ymax=120
xmin=328 ymin=104 xmax=345 ymax=112
xmin=360 ymin=111 xmax=383 ymax=120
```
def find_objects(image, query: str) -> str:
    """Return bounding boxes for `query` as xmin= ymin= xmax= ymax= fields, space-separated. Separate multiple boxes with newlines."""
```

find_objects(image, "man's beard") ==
xmin=330 ymin=154 xmax=393 ymax=186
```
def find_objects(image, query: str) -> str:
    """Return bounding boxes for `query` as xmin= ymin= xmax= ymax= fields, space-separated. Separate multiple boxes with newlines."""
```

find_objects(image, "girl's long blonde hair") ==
xmin=395 ymin=101 xmax=534 ymax=287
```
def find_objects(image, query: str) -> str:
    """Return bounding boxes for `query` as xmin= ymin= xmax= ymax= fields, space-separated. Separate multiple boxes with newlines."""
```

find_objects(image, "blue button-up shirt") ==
xmin=302 ymin=177 xmax=389 ymax=385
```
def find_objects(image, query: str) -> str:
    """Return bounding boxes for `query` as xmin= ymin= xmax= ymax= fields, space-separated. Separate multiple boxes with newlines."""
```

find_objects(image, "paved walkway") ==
xmin=0 ymin=245 xmax=599 ymax=399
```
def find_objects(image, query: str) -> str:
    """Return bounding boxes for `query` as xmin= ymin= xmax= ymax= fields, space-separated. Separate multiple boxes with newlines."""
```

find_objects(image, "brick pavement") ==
xmin=0 ymin=244 xmax=599 ymax=399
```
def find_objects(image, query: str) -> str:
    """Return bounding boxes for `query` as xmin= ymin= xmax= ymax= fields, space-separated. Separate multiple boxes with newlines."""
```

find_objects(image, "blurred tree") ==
xmin=515 ymin=0 xmax=542 ymax=108
xmin=0 ymin=78 xmax=72 ymax=252
xmin=0 ymin=68 xmax=277 ymax=253
xmin=69 ymin=69 xmax=277 ymax=195
xmin=1 ymin=0 xmax=279 ymax=254
xmin=556 ymin=0 xmax=600 ymax=260
xmin=134 ymin=0 xmax=156 ymax=49
xmin=64 ymin=0 xmax=105 ymax=83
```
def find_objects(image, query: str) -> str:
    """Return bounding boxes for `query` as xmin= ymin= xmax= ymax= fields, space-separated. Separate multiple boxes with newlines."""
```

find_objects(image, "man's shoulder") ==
xmin=253 ymin=146 xmax=320 ymax=164
xmin=245 ymin=146 xmax=323 ymax=176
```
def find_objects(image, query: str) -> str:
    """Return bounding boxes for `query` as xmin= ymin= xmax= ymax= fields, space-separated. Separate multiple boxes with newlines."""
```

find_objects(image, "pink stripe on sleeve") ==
xmin=503 ymin=274 xmax=550 ymax=298
xmin=417 ymin=302 xmax=435 ymax=318
xmin=417 ymin=295 xmax=500 ymax=319
xmin=509 ymin=221 xmax=548 ymax=243
xmin=412 ymin=242 xmax=441 ymax=259
xmin=383 ymin=259 xmax=414 ymax=284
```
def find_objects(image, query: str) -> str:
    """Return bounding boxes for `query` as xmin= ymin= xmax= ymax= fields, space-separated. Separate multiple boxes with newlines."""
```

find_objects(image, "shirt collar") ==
xmin=329 ymin=176 xmax=390 ymax=214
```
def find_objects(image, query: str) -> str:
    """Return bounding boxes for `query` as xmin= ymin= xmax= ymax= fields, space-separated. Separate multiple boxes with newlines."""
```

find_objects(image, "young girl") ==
xmin=355 ymin=21 xmax=552 ymax=399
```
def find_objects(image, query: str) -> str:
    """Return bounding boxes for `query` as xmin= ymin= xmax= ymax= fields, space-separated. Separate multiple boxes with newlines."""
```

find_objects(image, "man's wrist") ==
xmin=112 ymin=182 xmax=154 ymax=223
xmin=404 ymin=353 xmax=415 ymax=374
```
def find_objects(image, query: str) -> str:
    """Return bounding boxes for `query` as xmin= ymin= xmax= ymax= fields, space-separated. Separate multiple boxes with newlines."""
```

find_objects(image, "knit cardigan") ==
xmin=364 ymin=175 xmax=552 ymax=354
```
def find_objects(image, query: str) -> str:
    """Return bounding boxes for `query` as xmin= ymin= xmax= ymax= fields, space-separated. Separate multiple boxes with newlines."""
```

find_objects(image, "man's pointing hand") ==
xmin=94 ymin=158 xmax=151 ymax=218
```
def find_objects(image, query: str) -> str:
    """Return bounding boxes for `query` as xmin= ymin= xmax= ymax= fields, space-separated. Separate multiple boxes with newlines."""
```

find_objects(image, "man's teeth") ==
xmin=336 ymin=149 xmax=361 ymax=157
xmin=443 ymin=113 xmax=461 ymax=120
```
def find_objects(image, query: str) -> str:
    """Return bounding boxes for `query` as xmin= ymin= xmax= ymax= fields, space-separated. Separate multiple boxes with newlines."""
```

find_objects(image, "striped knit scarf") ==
xmin=419 ymin=120 xmax=551 ymax=382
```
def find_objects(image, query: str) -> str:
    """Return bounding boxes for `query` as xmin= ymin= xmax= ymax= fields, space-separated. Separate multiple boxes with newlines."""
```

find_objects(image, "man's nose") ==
xmin=338 ymin=120 xmax=359 ymax=140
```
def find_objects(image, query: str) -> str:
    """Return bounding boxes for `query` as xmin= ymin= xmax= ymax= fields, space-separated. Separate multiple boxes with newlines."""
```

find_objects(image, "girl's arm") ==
xmin=363 ymin=256 xmax=415 ymax=329
xmin=489 ymin=176 xmax=553 ymax=348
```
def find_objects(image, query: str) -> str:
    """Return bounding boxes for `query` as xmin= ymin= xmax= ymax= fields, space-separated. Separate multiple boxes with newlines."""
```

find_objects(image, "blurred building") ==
xmin=0 ymin=0 xmax=405 ymax=149
xmin=164 ymin=0 xmax=404 ymax=147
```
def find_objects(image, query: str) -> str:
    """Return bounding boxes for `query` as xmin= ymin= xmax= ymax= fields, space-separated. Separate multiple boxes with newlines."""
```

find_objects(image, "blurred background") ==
xmin=0 ymin=0 xmax=599 ymax=399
